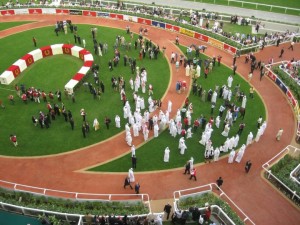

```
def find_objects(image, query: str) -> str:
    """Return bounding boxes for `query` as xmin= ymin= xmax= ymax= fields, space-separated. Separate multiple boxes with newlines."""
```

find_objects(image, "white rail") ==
xmin=262 ymin=145 xmax=300 ymax=201
xmin=173 ymin=183 xmax=255 ymax=224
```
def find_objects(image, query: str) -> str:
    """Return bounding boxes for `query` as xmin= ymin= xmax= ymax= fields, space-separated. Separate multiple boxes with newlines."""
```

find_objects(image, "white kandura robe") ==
xmin=228 ymin=150 xmax=236 ymax=163
xmin=164 ymin=147 xmax=170 ymax=162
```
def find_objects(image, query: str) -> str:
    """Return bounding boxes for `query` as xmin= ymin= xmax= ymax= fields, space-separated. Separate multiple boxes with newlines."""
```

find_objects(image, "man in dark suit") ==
xmin=131 ymin=155 xmax=137 ymax=169
xmin=164 ymin=203 xmax=172 ymax=220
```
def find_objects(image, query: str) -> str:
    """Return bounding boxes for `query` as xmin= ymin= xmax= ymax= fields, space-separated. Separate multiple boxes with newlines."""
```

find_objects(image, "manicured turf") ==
xmin=0 ymin=21 xmax=266 ymax=172
xmin=90 ymin=46 xmax=266 ymax=172
xmin=0 ymin=24 xmax=170 ymax=156
xmin=0 ymin=21 xmax=34 ymax=31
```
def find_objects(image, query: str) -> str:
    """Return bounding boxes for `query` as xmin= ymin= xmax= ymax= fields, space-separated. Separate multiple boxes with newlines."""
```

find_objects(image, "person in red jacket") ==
xmin=189 ymin=168 xmax=197 ymax=181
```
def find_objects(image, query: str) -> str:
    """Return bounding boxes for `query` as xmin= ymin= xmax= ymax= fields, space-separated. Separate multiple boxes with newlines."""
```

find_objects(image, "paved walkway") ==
xmin=0 ymin=14 xmax=300 ymax=224
xmin=126 ymin=0 xmax=300 ymax=24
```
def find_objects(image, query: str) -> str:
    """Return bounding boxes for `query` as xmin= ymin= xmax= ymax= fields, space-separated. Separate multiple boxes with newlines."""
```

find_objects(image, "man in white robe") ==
xmin=255 ymin=127 xmax=263 ymax=142
xmin=196 ymin=65 xmax=201 ymax=78
xmin=164 ymin=147 xmax=170 ymax=162
xmin=190 ymin=157 xmax=194 ymax=169
xmin=222 ymin=123 xmax=230 ymax=137
xmin=129 ymin=78 xmax=134 ymax=90
xmin=131 ymin=145 xmax=136 ymax=157
xmin=199 ymin=132 xmax=207 ymax=145
xmin=224 ymin=138 xmax=230 ymax=152
xmin=133 ymin=123 xmax=139 ymax=137
xmin=228 ymin=136 xmax=235 ymax=150
xmin=227 ymin=75 xmax=233 ymax=88
xmin=185 ymin=64 xmax=190 ymax=76
xmin=180 ymin=141 xmax=187 ymax=155
xmin=123 ymin=106 xmax=128 ymax=119
xmin=261 ymin=121 xmax=267 ymax=135
xmin=168 ymin=100 xmax=172 ymax=113
xmin=233 ymin=134 xmax=239 ymax=148
xmin=143 ymin=126 xmax=149 ymax=141
xmin=246 ymin=132 xmax=254 ymax=145
xmin=242 ymin=95 xmax=247 ymax=109
xmin=115 ymin=115 xmax=121 ymax=128
xmin=214 ymin=147 xmax=220 ymax=162
xmin=154 ymin=123 xmax=159 ymax=137
xmin=128 ymin=168 xmax=135 ymax=183
xmin=235 ymin=144 xmax=246 ymax=163
xmin=186 ymin=128 xmax=193 ymax=138
xmin=211 ymin=91 xmax=217 ymax=104
xmin=228 ymin=149 xmax=236 ymax=163
xmin=126 ymin=133 xmax=132 ymax=146
xmin=93 ymin=118 xmax=100 ymax=131
xmin=215 ymin=116 xmax=220 ymax=128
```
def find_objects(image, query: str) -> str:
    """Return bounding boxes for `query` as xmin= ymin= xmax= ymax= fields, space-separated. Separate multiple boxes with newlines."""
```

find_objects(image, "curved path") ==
xmin=0 ymin=15 xmax=299 ymax=224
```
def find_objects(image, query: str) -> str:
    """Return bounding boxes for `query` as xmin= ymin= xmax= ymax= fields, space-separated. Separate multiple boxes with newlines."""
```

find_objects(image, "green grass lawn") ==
xmin=0 ymin=21 xmax=35 ymax=31
xmin=0 ymin=21 xmax=265 ymax=172
xmin=0 ymin=24 xmax=170 ymax=156
xmin=89 ymin=46 xmax=266 ymax=172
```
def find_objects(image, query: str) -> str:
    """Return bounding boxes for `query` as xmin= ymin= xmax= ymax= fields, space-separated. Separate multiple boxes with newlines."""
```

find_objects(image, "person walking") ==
xmin=216 ymin=177 xmax=223 ymax=190
xmin=183 ymin=160 xmax=191 ymax=174
xmin=288 ymin=41 xmax=294 ymax=51
xmin=124 ymin=176 xmax=133 ymax=189
xmin=135 ymin=182 xmax=140 ymax=194
xmin=105 ymin=116 xmax=111 ymax=129
xmin=164 ymin=203 xmax=172 ymax=220
xmin=279 ymin=48 xmax=284 ymax=58
xmin=189 ymin=168 xmax=197 ymax=181
xmin=131 ymin=154 xmax=137 ymax=168
xmin=82 ymin=124 xmax=86 ymax=138
xmin=245 ymin=160 xmax=252 ymax=173
xmin=276 ymin=128 xmax=283 ymax=141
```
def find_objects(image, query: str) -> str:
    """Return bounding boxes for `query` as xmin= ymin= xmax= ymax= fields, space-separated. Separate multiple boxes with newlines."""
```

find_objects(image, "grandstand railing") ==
xmin=0 ymin=179 xmax=151 ymax=214
xmin=173 ymin=183 xmax=255 ymax=224
xmin=5 ymin=0 xmax=296 ymax=52
xmin=264 ymin=62 xmax=300 ymax=140
xmin=0 ymin=201 xmax=84 ymax=225
xmin=262 ymin=145 xmax=300 ymax=201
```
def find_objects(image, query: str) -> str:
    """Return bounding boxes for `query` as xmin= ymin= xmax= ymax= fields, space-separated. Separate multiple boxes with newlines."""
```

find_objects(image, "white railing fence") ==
xmin=173 ymin=183 xmax=255 ymax=224
xmin=262 ymin=145 xmax=300 ymax=201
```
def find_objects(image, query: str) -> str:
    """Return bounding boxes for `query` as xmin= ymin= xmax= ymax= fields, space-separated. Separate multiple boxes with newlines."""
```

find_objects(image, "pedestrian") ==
xmin=32 ymin=37 xmax=37 ymax=47
xmin=276 ymin=128 xmax=283 ymax=141
xmin=248 ymin=72 xmax=253 ymax=82
xmin=124 ymin=176 xmax=133 ymax=189
xmin=183 ymin=160 xmax=191 ymax=174
xmin=131 ymin=154 xmax=137 ymax=168
xmin=10 ymin=134 xmax=18 ymax=147
xmin=245 ymin=160 xmax=252 ymax=173
xmin=237 ymin=123 xmax=245 ymax=135
xmin=105 ymin=116 xmax=111 ymax=129
xmin=82 ymin=124 xmax=86 ymax=138
xmin=233 ymin=64 xmax=237 ymax=75
xmin=135 ymin=182 xmax=140 ymax=194
xmin=164 ymin=203 xmax=172 ymax=220
xmin=260 ymin=69 xmax=264 ymax=81
xmin=189 ymin=168 xmax=197 ymax=181
xmin=216 ymin=177 xmax=223 ymax=190
xmin=288 ymin=41 xmax=294 ymax=51
xmin=257 ymin=116 xmax=262 ymax=128
xmin=279 ymin=48 xmax=284 ymax=58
